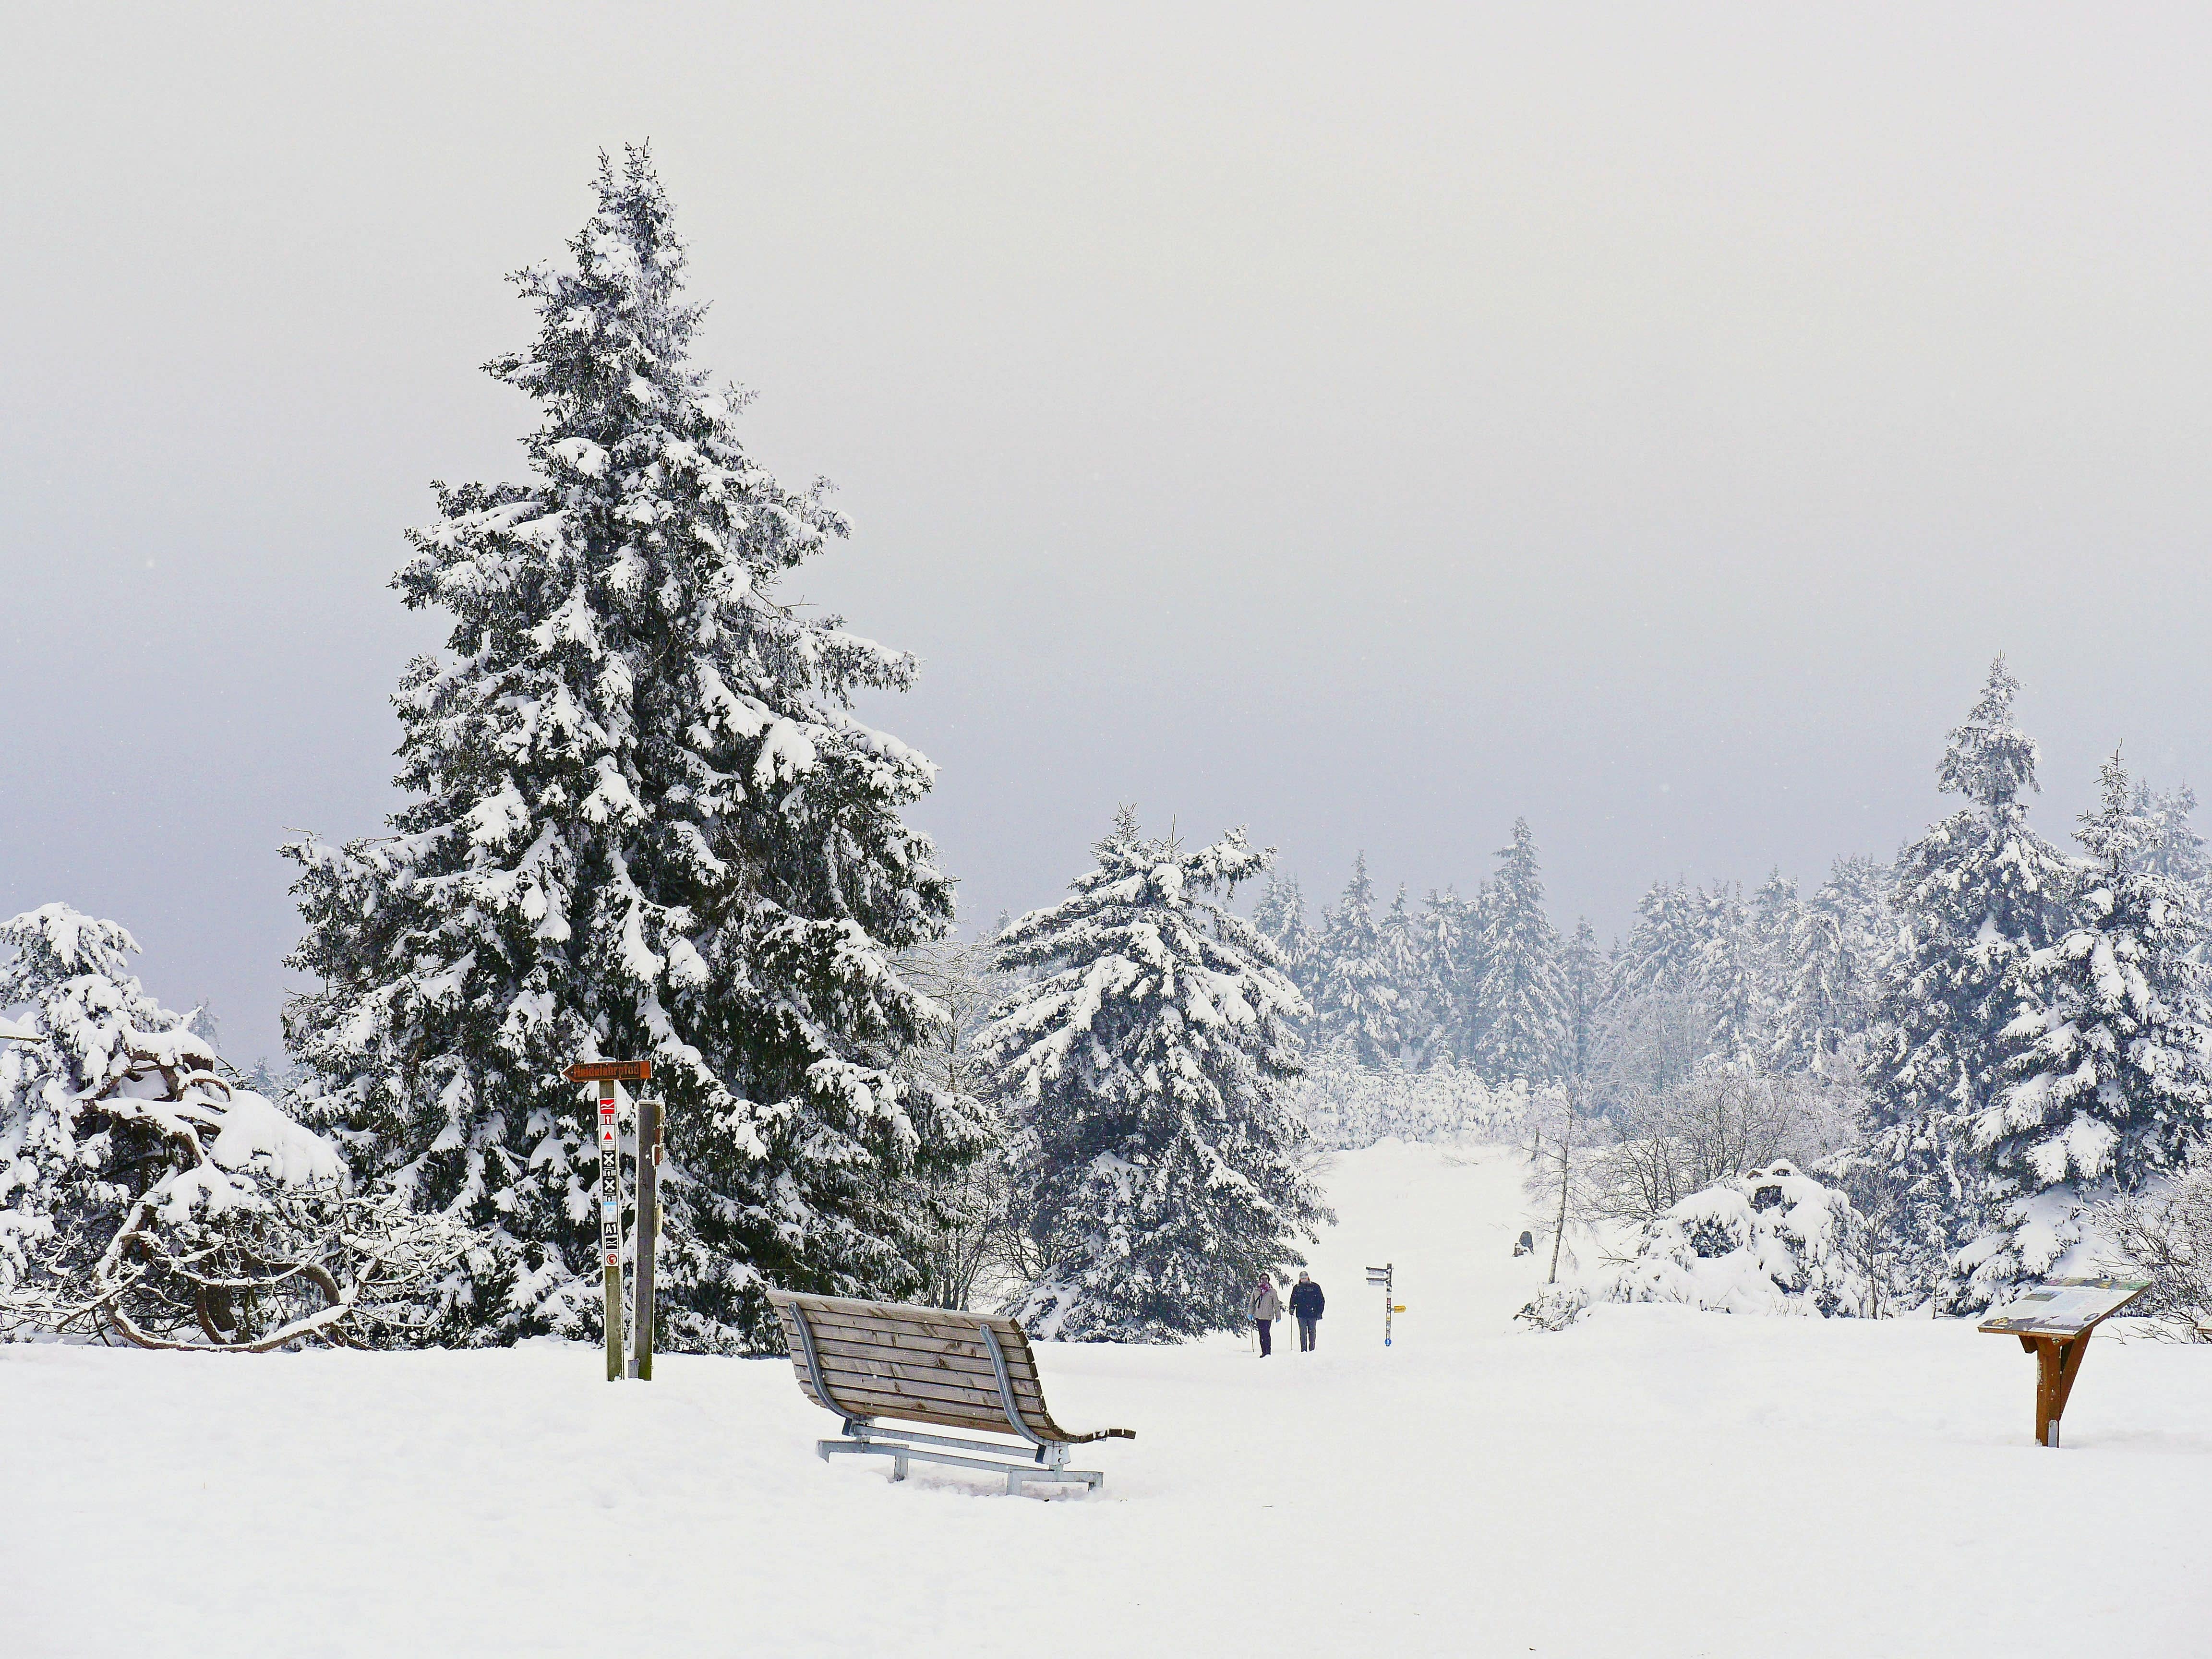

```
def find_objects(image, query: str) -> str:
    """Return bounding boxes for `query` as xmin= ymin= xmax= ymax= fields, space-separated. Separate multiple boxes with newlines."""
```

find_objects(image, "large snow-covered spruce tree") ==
xmin=282 ymin=149 xmax=983 ymax=1352
xmin=981 ymin=811 xmax=1329 ymax=1341
xmin=1251 ymin=873 xmax=1316 ymax=998
xmin=1963 ymin=754 xmax=2212 ymax=1296
xmin=1310 ymin=853 xmax=1404 ymax=1065
xmin=1469 ymin=819 xmax=1569 ymax=1084
xmin=1855 ymin=658 xmax=2075 ymax=1304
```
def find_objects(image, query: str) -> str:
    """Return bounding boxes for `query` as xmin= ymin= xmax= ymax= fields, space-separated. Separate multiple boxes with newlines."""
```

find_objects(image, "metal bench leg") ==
xmin=892 ymin=1452 xmax=908 ymax=1482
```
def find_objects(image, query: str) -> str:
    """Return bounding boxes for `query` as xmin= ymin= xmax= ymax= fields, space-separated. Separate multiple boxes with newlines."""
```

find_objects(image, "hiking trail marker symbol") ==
xmin=1977 ymin=1275 xmax=2150 ymax=1447
xmin=1366 ymin=1263 xmax=1394 ymax=1346
xmin=563 ymin=1059 xmax=661 ymax=1383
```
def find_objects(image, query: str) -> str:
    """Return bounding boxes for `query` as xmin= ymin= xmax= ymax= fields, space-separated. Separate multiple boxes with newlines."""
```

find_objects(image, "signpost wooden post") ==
xmin=565 ymin=1061 xmax=651 ymax=1383
xmin=631 ymin=1095 xmax=661 ymax=1381
xmin=1978 ymin=1275 xmax=2151 ymax=1447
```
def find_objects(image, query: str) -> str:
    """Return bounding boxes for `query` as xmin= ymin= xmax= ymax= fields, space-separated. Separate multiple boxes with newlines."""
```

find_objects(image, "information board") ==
xmin=1977 ymin=1276 xmax=2150 ymax=1337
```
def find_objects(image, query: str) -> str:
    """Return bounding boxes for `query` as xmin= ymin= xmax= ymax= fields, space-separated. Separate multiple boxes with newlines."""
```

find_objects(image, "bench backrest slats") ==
xmin=767 ymin=1289 xmax=1095 ymax=1443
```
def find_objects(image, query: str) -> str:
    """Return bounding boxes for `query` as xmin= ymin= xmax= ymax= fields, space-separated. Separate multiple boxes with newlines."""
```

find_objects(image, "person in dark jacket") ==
xmin=1289 ymin=1272 xmax=1324 ymax=1351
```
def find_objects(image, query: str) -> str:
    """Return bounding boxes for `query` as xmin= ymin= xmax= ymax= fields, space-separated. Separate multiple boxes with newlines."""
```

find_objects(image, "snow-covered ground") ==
xmin=9 ymin=1141 xmax=2209 ymax=1657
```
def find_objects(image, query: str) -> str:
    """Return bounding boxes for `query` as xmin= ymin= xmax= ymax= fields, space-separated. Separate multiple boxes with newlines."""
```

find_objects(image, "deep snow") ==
xmin=8 ymin=1140 xmax=2209 ymax=1657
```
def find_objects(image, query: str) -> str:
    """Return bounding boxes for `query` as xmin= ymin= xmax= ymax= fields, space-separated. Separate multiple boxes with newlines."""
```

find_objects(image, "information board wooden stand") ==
xmin=1978 ymin=1276 xmax=2150 ymax=1447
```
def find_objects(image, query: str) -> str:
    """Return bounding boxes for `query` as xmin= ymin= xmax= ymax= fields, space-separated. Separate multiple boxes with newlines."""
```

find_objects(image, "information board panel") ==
xmin=1977 ymin=1276 xmax=2149 ymax=1337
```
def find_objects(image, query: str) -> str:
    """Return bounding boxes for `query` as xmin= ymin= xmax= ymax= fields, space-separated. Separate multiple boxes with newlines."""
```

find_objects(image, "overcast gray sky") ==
xmin=6 ymin=3 xmax=2212 ymax=1059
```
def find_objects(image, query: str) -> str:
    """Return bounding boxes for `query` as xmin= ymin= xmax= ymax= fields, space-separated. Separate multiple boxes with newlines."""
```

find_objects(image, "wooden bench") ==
xmin=766 ymin=1289 xmax=1134 ymax=1494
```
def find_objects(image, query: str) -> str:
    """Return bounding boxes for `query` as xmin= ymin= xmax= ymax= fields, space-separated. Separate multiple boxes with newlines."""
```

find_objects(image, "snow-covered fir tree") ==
xmin=1310 ymin=853 xmax=1404 ymax=1066
xmin=1380 ymin=887 xmax=1435 ymax=1064
xmin=1775 ymin=855 xmax=1891 ymax=1076
xmin=282 ymin=149 xmax=984 ymax=1352
xmin=1251 ymin=873 xmax=1317 ymax=998
xmin=1469 ymin=819 xmax=1569 ymax=1083
xmin=2132 ymin=782 xmax=2208 ymax=889
xmin=980 ymin=811 xmax=1328 ymax=1340
xmin=1855 ymin=658 xmax=2076 ymax=1305
xmin=1613 ymin=879 xmax=1709 ymax=1005
xmin=1561 ymin=918 xmax=1604 ymax=1085
xmin=1421 ymin=886 xmax=1483 ymax=1060
xmin=1743 ymin=869 xmax=1800 ymax=1055
xmin=1962 ymin=755 xmax=2212 ymax=1299
xmin=1693 ymin=881 xmax=1762 ymax=1058
xmin=1609 ymin=876 xmax=1770 ymax=1065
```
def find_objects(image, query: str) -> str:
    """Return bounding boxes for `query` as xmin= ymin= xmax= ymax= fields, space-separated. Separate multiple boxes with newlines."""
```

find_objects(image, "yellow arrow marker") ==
xmin=1392 ymin=1304 xmax=1407 ymax=1312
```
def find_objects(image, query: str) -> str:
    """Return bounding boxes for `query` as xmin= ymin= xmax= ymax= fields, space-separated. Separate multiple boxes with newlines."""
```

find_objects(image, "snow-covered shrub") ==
xmin=1 ymin=904 xmax=462 ymax=1348
xmin=1522 ymin=1162 xmax=1875 ymax=1328
xmin=1295 ymin=1041 xmax=1527 ymax=1151
xmin=2091 ymin=1166 xmax=2212 ymax=1338
xmin=1588 ymin=1052 xmax=1861 ymax=1226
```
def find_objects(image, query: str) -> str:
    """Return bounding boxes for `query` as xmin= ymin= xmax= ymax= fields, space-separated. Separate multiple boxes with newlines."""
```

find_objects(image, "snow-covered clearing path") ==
xmin=9 ymin=1142 xmax=2208 ymax=1657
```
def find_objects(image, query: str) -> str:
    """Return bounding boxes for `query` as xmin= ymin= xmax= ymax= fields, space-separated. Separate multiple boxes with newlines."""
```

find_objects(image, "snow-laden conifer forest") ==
xmin=11 ymin=10 xmax=2212 ymax=1654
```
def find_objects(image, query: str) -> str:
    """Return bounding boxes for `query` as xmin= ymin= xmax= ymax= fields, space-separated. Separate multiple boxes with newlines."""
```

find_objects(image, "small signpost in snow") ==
xmin=1366 ymin=1264 xmax=1394 ymax=1347
xmin=564 ymin=1059 xmax=653 ymax=1384
xmin=1978 ymin=1275 xmax=2150 ymax=1447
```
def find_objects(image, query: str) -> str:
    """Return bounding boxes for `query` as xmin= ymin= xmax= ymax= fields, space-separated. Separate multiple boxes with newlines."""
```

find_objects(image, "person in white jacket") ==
xmin=1249 ymin=1278 xmax=1283 ymax=1356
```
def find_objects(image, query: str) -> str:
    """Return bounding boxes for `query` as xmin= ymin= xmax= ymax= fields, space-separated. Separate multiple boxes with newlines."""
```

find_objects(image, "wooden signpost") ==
xmin=1978 ymin=1275 xmax=2150 ymax=1447
xmin=563 ymin=1060 xmax=654 ymax=1384
xmin=631 ymin=1094 xmax=662 ymax=1381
